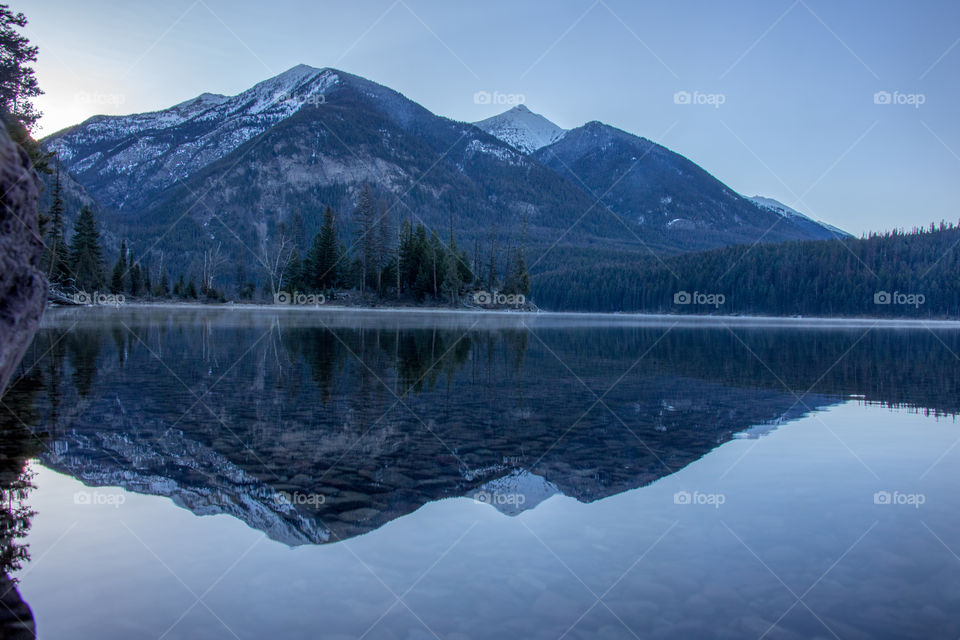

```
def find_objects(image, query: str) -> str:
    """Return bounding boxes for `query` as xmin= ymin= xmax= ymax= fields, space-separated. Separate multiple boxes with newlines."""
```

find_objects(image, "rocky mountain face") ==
xmin=40 ymin=65 xmax=848 ymax=288
xmin=0 ymin=121 xmax=46 ymax=397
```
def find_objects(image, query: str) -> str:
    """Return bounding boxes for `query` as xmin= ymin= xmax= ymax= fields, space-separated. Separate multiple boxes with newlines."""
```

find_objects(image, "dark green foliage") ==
xmin=127 ymin=251 xmax=142 ymax=296
xmin=41 ymin=166 xmax=70 ymax=283
xmin=174 ymin=274 xmax=185 ymax=298
xmin=533 ymin=223 xmax=960 ymax=317
xmin=305 ymin=206 xmax=340 ymax=290
xmin=0 ymin=4 xmax=41 ymax=131
xmin=156 ymin=270 xmax=170 ymax=297
xmin=110 ymin=240 xmax=126 ymax=294
xmin=286 ymin=250 xmax=304 ymax=293
xmin=68 ymin=206 xmax=105 ymax=291
xmin=503 ymin=246 xmax=530 ymax=296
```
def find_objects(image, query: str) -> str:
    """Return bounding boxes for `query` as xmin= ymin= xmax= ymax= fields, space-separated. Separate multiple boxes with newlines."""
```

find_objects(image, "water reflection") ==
xmin=0 ymin=416 xmax=41 ymax=639
xmin=4 ymin=308 xmax=959 ymax=547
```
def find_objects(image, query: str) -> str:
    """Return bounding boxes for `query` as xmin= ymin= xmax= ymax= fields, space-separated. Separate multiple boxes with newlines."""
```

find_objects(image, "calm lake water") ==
xmin=2 ymin=306 xmax=960 ymax=639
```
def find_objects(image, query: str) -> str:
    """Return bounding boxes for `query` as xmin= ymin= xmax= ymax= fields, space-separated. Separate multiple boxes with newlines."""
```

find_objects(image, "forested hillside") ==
xmin=534 ymin=223 xmax=960 ymax=317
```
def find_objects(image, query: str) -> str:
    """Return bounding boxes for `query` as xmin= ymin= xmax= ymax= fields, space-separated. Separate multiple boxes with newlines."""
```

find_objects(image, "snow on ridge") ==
xmin=474 ymin=105 xmax=567 ymax=154
xmin=749 ymin=196 xmax=811 ymax=221
xmin=749 ymin=196 xmax=851 ymax=238
xmin=46 ymin=66 xmax=342 ymax=206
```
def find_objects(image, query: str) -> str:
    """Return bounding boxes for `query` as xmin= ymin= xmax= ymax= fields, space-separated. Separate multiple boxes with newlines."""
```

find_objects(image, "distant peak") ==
xmin=283 ymin=63 xmax=323 ymax=74
xmin=473 ymin=104 xmax=567 ymax=154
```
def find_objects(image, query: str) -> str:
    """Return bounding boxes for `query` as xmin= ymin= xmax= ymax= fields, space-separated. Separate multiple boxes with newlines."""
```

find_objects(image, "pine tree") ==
xmin=127 ymin=251 xmax=141 ymax=296
xmin=441 ymin=249 xmax=461 ymax=304
xmin=174 ymin=274 xmax=185 ymax=298
xmin=398 ymin=219 xmax=418 ymax=293
xmin=375 ymin=199 xmax=392 ymax=297
xmin=353 ymin=184 xmax=377 ymax=294
xmin=504 ymin=246 xmax=530 ymax=296
xmin=159 ymin=270 xmax=170 ymax=297
xmin=504 ymin=218 xmax=530 ymax=296
xmin=430 ymin=230 xmax=446 ymax=297
xmin=42 ymin=164 xmax=70 ymax=283
xmin=307 ymin=206 xmax=340 ymax=290
xmin=0 ymin=6 xmax=42 ymax=131
xmin=287 ymin=250 xmax=303 ymax=293
xmin=68 ymin=206 xmax=105 ymax=291
xmin=110 ymin=240 xmax=126 ymax=294
xmin=186 ymin=278 xmax=198 ymax=299
xmin=143 ymin=261 xmax=152 ymax=296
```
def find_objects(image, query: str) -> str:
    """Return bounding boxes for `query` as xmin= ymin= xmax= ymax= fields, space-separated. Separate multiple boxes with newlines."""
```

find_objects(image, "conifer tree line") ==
xmin=259 ymin=183 xmax=532 ymax=304
xmin=534 ymin=222 xmax=960 ymax=317
xmin=42 ymin=180 xmax=533 ymax=306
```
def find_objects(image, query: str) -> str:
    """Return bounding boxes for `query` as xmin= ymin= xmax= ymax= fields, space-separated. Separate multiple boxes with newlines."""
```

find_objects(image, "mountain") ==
xmin=473 ymin=104 xmax=567 ymax=154
xmin=41 ymin=65 xmax=848 ymax=289
xmin=44 ymin=65 xmax=339 ymax=213
xmin=749 ymin=196 xmax=852 ymax=239
xmin=532 ymin=122 xmax=844 ymax=251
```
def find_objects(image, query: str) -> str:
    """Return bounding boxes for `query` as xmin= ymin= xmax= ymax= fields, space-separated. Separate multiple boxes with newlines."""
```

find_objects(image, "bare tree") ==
xmin=201 ymin=242 xmax=227 ymax=294
xmin=263 ymin=234 xmax=294 ymax=299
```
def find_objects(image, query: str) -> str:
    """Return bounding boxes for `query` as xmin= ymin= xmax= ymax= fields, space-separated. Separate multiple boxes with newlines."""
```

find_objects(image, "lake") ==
xmin=2 ymin=306 xmax=959 ymax=639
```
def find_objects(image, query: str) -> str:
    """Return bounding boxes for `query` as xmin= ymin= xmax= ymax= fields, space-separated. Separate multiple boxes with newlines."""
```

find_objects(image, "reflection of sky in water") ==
xmin=19 ymin=402 xmax=960 ymax=639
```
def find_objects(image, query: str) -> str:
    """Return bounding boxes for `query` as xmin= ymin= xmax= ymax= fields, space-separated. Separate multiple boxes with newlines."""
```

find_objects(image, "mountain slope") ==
xmin=41 ymin=65 xmax=848 ymax=289
xmin=749 ymin=196 xmax=852 ymax=239
xmin=473 ymin=104 xmax=567 ymax=154
xmin=533 ymin=122 xmax=843 ymax=251
xmin=44 ymin=65 xmax=338 ymax=212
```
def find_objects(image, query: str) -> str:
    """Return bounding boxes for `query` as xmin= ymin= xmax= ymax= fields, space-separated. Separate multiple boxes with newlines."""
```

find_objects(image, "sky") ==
xmin=20 ymin=0 xmax=960 ymax=236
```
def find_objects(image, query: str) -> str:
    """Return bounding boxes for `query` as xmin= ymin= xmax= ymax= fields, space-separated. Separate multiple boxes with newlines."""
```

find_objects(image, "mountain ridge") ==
xmin=40 ymin=64 xmax=848 ymax=292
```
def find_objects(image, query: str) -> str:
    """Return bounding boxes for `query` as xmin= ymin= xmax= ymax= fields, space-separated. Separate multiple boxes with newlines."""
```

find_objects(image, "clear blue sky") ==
xmin=21 ymin=0 xmax=960 ymax=236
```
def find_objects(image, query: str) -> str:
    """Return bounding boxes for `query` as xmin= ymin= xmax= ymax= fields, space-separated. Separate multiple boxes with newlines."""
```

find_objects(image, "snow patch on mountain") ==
xmin=749 ymin=196 xmax=851 ymax=238
xmin=44 ymin=65 xmax=341 ymax=209
xmin=473 ymin=105 xmax=567 ymax=154
xmin=749 ymin=196 xmax=811 ymax=221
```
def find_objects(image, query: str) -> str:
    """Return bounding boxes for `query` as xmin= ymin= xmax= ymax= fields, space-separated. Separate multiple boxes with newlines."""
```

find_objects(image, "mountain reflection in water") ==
xmin=3 ymin=307 xmax=958 ymax=546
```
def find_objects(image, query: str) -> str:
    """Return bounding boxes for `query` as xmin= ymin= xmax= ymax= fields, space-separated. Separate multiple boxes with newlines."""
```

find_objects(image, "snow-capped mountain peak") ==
xmin=43 ymin=65 xmax=342 ymax=210
xmin=473 ymin=105 xmax=567 ymax=154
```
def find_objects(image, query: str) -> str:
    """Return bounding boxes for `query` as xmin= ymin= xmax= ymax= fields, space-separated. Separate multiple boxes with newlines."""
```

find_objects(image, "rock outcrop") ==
xmin=0 ymin=120 xmax=46 ymax=397
xmin=0 ymin=118 xmax=43 ymax=640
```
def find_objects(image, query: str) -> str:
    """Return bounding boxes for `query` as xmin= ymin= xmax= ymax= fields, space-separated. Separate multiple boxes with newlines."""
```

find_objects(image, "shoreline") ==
xmin=43 ymin=301 xmax=960 ymax=329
